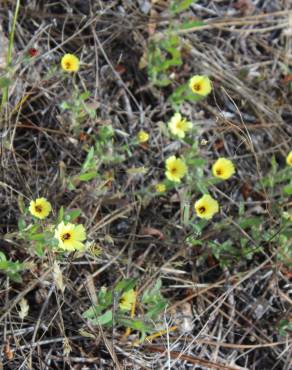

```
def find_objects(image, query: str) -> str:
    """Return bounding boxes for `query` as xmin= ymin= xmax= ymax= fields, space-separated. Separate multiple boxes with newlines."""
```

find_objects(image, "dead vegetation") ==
xmin=0 ymin=1 xmax=292 ymax=369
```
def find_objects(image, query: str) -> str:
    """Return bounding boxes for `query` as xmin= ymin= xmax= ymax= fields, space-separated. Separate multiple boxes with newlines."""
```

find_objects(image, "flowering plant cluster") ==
xmin=28 ymin=197 xmax=86 ymax=252
xmin=27 ymin=55 xmax=292 ymax=254
xmin=145 ymin=74 xmax=236 ymax=221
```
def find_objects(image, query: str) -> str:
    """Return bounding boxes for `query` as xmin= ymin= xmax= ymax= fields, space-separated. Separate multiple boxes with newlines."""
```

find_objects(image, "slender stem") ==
xmin=1 ymin=0 xmax=21 ymax=112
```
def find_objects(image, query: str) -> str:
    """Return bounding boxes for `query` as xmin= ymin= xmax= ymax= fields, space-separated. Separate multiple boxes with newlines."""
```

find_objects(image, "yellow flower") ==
xmin=283 ymin=211 xmax=292 ymax=221
xmin=189 ymin=75 xmax=212 ymax=96
xmin=168 ymin=113 xmax=192 ymax=139
xmin=137 ymin=130 xmax=149 ymax=143
xmin=29 ymin=198 xmax=52 ymax=219
xmin=165 ymin=155 xmax=187 ymax=183
xmin=212 ymin=158 xmax=235 ymax=180
xmin=194 ymin=194 xmax=219 ymax=220
xmin=286 ymin=151 xmax=292 ymax=166
xmin=61 ymin=53 xmax=79 ymax=72
xmin=155 ymin=183 xmax=166 ymax=193
xmin=119 ymin=289 xmax=136 ymax=311
xmin=54 ymin=221 xmax=86 ymax=251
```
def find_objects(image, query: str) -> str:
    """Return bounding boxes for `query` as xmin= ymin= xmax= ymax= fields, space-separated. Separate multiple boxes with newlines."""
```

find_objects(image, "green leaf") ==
xmin=187 ymin=158 xmax=206 ymax=167
xmin=84 ymin=104 xmax=96 ymax=119
xmin=8 ymin=272 xmax=23 ymax=283
xmin=238 ymin=202 xmax=245 ymax=216
xmin=190 ymin=219 xmax=207 ymax=236
xmin=0 ymin=260 xmax=10 ymax=270
xmin=279 ymin=319 xmax=292 ymax=336
xmin=30 ymin=224 xmax=41 ymax=233
xmin=153 ymin=77 xmax=172 ymax=87
xmin=35 ymin=243 xmax=45 ymax=257
xmin=261 ymin=168 xmax=291 ymax=188
xmin=18 ymin=217 xmax=26 ymax=232
xmin=67 ymin=180 xmax=76 ymax=191
xmin=0 ymin=252 xmax=7 ymax=262
xmin=185 ymin=92 xmax=204 ymax=102
xmin=283 ymin=184 xmax=292 ymax=195
xmin=114 ymin=279 xmax=136 ymax=294
xmin=18 ymin=195 xmax=26 ymax=213
xmin=83 ymin=305 xmax=103 ymax=319
xmin=82 ymin=147 xmax=95 ymax=171
xmin=60 ymin=101 xmax=70 ymax=110
xmin=78 ymin=171 xmax=97 ymax=181
xmin=0 ymin=77 xmax=11 ymax=88
xmin=168 ymin=83 xmax=203 ymax=108
xmin=271 ymin=155 xmax=278 ymax=173
xmin=238 ymin=217 xmax=262 ymax=229
xmin=57 ymin=206 xmax=64 ymax=223
xmin=142 ymin=279 xmax=164 ymax=305
xmin=99 ymin=125 xmax=114 ymax=141
xmin=0 ymin=260 xmax=24 ymax=273
xmin=127 ymin=167 xmax=148 ymax=175
xmin=79 ymin=91 xmax=91 ymax=100
xmin=178 ymin=20 xmax=205 ymax=30
xmin=186 ymin=237 xmax=203 ymax=246
xmin=118 ymin=317 xmax=152 ymax=332
xmin=97 ymin=288 xmax=113 ymax=308
xmin=171 ymin=0 xmax=194 ymax=14
xmin=195 ymin=179 xmax=209 ymax=194
xmin=182 ymin=201 xmax=190 ymax=226
xmin=64 ymin=209 xmax=82 ymax=222
xmin=28 ymin=233 xmax=45 ymax=242
xmin=145 ymin=301 xmax=167 ymax=319
xmin=91 ymin=310 xmax=113 ymax=326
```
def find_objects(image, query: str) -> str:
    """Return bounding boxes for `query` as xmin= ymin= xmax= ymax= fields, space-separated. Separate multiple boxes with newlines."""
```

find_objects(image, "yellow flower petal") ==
xmin=286 ymin=151 xmax=292 ymax=166
xmin=72 ymin=224 xmax=86 ymax=241
xmin=189 ymin=75 xmax=212 ymax=96
xmin=29 ymin=197 xmax=52 ymax=219
xmin=119 ymin=289 xmax=136 ymax=311
xmin=54 ymin=221 xmax=86 ymax=251
xmin=194 ymin=194 xmax=219 ymax=220
xmin=137 ymin=130 xmax=149 ymax=143
xmin=155 ymin=183 xmax=166 ymax=193
xmin=168 ymin=113 xmax=192 ymax=139
xmin=212 ymin=158 xmax=235 ymax=180
xmin=61 ymin=53 xmax=79 ymax=72
xmin=165 ymin=155 xmax=187 ymax=183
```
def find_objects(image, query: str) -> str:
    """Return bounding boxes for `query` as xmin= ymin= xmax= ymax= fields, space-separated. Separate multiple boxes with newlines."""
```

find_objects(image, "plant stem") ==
xmin=0 ymin=0 xmax=21 ymax=112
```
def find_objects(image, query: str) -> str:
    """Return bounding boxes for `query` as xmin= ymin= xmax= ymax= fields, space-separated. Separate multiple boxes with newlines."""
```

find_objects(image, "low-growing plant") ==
xmin=146 ymin=0 xmax=207 ymax=108
xmin=83 ymin=279 xmax=168 ymax=342
xmin=66 ymin=125 xmax=127 ymax=190
xmin=147 ymin=0 xmax=204 ymax=86
xmin=17 ymin=198 xmax=86 ymax=258
xmin=0 ymin=251 xmax=26 ymax=282
xmin=278 ymin=319 xmax=292 ymax=337
xmin=60 ymin=90 xmax=96 ymax=133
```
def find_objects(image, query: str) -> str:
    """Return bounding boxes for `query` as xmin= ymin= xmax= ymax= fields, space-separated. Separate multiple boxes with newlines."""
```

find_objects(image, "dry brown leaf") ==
xmin=148 ymin=9 xmax=158 ymax=36
xmin=140 ymin=226 xmax=164 ymax=240
xmin=18 ymin=298 xmax=29 ymax=320
xmin=53 ymin=261 xmax=65 ymax=293
xmin=0 ymin=25 xmax=9 ymax=70
xmin=139 ymin=49 xmax=148 ymax=70
xmin=3 ymin=339 xmax=13 ymax=361
xmin=233 ymin=0 xmax=255 ymax=15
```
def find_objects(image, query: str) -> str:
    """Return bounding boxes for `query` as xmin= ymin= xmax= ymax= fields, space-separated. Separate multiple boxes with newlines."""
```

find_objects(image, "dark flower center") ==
xmin=35 ymin=205 xmax=42 ymax=213
xmin=199 ymin=206 xmax=206 ymax=214
xmin=61 ymin=232 xmax=71 ymax=242
xmin=193 ymin=83 xmax=201 ymax=91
